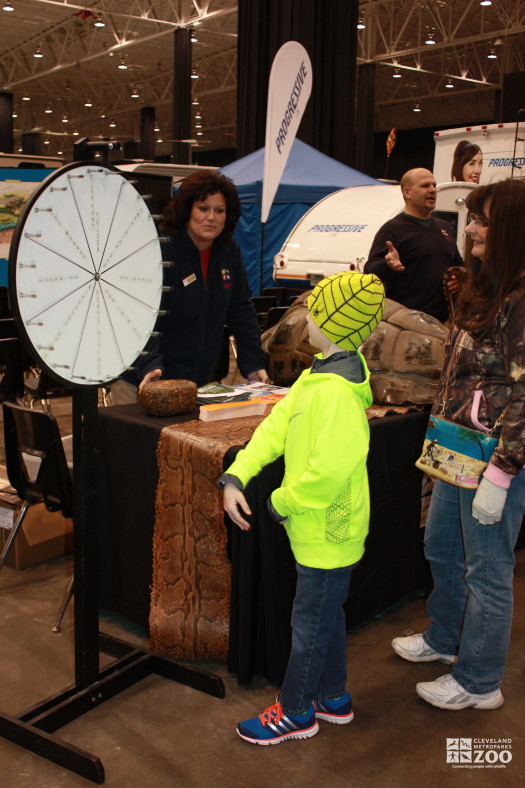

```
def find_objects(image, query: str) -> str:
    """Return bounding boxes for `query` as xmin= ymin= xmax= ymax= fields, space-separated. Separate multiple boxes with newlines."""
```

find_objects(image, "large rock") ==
xmin=261 ymin=292 xmax=447 ymax=406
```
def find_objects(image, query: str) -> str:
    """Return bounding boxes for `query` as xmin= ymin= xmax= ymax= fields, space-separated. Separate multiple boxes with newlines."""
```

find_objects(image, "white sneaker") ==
xmin=416 ymin=674 xmax=504 ymax=710
xmin=392 ymin=634 xmax=455 ymax=664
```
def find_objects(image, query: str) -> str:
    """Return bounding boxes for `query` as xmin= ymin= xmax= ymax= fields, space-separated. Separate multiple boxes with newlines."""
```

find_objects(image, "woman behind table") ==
xmin=451 ymin=140 xmax=483 ymax=184
xmin=114 ymin=170 xmax=268 ymax=401
xmin=392 ymin=177 xmax=525 ymax=710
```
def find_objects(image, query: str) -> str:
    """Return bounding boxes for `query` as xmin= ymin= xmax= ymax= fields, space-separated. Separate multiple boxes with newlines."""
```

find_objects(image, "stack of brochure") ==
xmin=198 ymin=382 xmax=289 ymax=422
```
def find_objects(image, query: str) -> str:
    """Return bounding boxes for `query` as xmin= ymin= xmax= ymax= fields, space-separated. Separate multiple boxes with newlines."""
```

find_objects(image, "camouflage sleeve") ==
xmin=490 ymin=285 xmax=525 ymax=476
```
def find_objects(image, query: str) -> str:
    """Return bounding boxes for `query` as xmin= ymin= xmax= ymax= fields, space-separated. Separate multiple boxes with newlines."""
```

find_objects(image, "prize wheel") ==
xmin=8 ymin=161 xmax=163 ymax=387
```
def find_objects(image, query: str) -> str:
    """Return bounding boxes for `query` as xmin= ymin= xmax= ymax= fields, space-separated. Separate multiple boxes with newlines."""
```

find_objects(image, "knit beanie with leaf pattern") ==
xmin=307 ymin=271 xmax=385 ymax=351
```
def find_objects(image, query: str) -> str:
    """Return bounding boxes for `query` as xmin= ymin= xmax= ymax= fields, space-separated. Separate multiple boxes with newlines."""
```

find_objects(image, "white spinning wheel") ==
xmin=9 ymin=161 xmax=163 ymax=386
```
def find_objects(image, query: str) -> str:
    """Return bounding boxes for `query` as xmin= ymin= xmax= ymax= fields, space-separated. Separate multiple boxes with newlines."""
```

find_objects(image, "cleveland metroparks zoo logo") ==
xmin=446 ymin=738 xmax=512 ymax=768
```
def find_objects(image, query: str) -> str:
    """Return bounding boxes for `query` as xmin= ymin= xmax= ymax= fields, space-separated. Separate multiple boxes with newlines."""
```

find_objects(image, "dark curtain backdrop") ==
xmin=140 ymin=106 xmax=155 ymax=160
xmin=21 ymin=132 xmax=41 ymax=156
xmin=237 ymin=0 xmax=359 ymax=166
xmin=172 ymin=28 xmax=192 ymax=165
xmin=355 ymin=63 xmax=376 ymax=177
xmin=0 ymin=92 xmax=13 ymax=154
xmin=500 ymin=72 xmax=525 ymax=124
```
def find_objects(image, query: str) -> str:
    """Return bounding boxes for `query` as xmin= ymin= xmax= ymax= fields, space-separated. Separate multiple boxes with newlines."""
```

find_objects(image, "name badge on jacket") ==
xmin=183 ymin=273 xmax=197 ymax=287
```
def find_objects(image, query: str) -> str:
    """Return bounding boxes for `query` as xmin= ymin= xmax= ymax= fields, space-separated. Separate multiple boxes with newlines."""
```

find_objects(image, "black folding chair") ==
xmin=250 ymin=295 xmax=278 ymax=330
xmin=265 ymin=305 xmax=290 ymax=330
xmin=23 ymin=369 xmax=74 ymax=412
xmin=262 ymin=286 xmax=287 ymax=306
xmin=1 ymin=402 xmax=74 ymax=629
xmin=0 ymin=338 xmax=25 ymax=403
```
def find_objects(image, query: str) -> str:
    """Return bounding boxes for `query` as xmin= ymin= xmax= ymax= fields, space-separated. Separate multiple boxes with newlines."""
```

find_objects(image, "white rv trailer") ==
xmin=433 ymin=121 xmax=525 ymax=185
xmin=273 ymin=181 xmax=474 ymax=289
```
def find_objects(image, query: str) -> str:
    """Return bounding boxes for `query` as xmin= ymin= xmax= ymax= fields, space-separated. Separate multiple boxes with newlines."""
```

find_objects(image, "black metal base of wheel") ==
xmin=0 ymin=632 xmax=224 ymax=784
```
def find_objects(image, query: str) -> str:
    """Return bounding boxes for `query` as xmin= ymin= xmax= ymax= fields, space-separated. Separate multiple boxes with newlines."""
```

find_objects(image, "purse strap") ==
xmin=438 ymin=328 xmax=508 ymax=436
xmin=437 ymin=328 xmax=460 ymax=416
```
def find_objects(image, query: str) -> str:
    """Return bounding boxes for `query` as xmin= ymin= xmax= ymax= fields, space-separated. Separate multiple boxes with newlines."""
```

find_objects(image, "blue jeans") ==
xmin=280 ymin=562 xmax=355 ymax=716
xmin=423 ymin=471 xmax=525 ymax=694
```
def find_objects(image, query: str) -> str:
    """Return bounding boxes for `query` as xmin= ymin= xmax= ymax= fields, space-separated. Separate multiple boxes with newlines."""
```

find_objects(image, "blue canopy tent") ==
xmin=220 ymin=139 xmax=379 ymax=295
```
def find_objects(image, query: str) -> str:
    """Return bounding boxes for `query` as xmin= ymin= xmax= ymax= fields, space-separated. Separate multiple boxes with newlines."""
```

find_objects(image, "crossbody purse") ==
xmin=415 ymin=330 xmax=506 ymax=489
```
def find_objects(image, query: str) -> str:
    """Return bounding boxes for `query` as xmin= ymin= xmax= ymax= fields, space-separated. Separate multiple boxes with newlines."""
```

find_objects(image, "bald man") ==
xmin=364 ymin=168 xmax=463 ymax=322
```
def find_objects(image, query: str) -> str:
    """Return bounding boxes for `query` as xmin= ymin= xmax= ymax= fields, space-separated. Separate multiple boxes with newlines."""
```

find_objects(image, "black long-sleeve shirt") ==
xmin=364 ymin=213 xmax=463 ymax=322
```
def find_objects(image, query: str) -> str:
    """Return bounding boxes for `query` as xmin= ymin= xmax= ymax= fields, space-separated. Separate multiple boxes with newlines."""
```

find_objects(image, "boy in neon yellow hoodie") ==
xmin=219 ymin=271 xmax=385 ymax=745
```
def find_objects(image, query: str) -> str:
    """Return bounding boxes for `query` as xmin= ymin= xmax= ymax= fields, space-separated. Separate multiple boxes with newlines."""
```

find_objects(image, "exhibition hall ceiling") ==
xmin=1 ymin=0 xmax=524 ymax=159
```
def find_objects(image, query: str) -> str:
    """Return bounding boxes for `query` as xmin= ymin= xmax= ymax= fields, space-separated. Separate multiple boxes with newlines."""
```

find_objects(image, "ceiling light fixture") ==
xmin=33 ymin=45 xmax=43 ymax=58
xmin=154 ymin=124 xmax=160 ymax=132
xmin=393 ymin=68 xmax=401 ymax=78
xmin=84 ymin=99 xmax=93 ymax=107
xmin=425 ymin=31 xmax=435 ymax=45
xmin=43 ymin=137 xmax=50 ymax=145
xmin=44 ymin=105 xmax=52 ymax=113
xmin=190 ymin=30 xmax=198 ymax=42
xmin=130 ymin=87 xmax=139 ymax=98
xmin=62 ymin=115 xmax=68 ymax=123
xmin=94 ymin=14 xmax=105 ymax=27
xmin=191 ymin=70 xmax=199 ymax=79
xmin=192 ymin=98 xmax=199 ymax=106
xmin=22 ymin=94 xmax=30 ymax=101
xmin=413 ymin=101 xmax=421 ymax=112
xmin=357 ymin=17 xmax=365 ymax=30
xmin=2 ymin=2 xmax=14 ymax=10
xmin=487 ymin=47 xmax=497 ymax=59
xmin=109 ymin=120 xmax=116 ymax=127
xmin=157 ymin=137 xmax=163 ymax=143
xmin=12 ymin=110 xmax=17 ymax=117
xmin=57 ymin=150 xmax=63 ymax=155
xmin=72 ymin=129 xmax=79 ymax=135
xmin=118 ymin=57 xmax=127 ymax=70
xmin=445 ymin=79 xmax=454 ymax=88
xmin=479 ymin=0 xmax=492 ymax=6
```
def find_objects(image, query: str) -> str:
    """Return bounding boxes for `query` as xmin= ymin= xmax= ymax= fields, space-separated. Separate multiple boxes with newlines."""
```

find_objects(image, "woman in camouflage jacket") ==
xmin=392 ymin=178 xmax=525 ymax=711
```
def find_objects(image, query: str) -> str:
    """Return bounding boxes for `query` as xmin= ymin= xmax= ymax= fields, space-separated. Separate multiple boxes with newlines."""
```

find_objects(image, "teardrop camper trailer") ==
xmin=273 ymin=181 xmax=474 ymax=290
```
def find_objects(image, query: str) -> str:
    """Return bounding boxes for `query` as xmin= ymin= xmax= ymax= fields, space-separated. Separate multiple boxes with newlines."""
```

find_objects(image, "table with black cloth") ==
xmin=97 ymin=403 xmax=430 ymax=685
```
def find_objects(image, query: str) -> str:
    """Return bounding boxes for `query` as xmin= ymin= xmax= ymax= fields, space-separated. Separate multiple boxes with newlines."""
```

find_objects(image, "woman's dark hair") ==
xmin=160 ymin=170 xmax=241 ymax=242
xmin=455 ymin=178 xmax=525 ymax=335
xmin=451 ymin=140 xmax=482 ymax=181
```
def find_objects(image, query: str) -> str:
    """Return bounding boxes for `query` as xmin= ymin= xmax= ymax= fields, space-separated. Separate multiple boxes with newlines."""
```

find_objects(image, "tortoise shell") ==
xmin=261 ymin=292 xmax=447 ymax=405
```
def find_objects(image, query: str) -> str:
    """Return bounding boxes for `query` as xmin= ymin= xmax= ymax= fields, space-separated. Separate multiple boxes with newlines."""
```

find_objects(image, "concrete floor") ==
xmin=0 ymin=380 xmax=524 ymax=787
xmin=0 ymin=547 xmax=523 ymax=788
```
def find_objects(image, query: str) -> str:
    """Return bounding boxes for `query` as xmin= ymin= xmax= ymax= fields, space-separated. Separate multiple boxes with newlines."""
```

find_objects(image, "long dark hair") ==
xmin=451 ymin=140 xmax=481 ymax=181
xmin=455 ymin=179 xmax=525 ymax=335
xmin=160 ymin=170 xmax=241 ymax=242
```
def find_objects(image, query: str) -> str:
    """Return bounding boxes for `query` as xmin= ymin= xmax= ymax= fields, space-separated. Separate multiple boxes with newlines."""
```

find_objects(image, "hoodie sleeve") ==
xmin=223 ymin=377 xmax=306 ymax=485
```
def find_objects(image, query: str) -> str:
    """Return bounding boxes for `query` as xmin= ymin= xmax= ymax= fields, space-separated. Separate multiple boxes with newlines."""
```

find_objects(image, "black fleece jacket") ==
xmin=129 ymin=230 xmax=266 ymax=386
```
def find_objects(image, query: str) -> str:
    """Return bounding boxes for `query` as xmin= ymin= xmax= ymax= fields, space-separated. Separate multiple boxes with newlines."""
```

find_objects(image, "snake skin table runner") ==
xmin=149 ymin=416 xmax=264 ymax=661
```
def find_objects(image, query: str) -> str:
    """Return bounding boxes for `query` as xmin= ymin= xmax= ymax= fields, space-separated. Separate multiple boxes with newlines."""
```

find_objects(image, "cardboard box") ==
xmin=0 ymin=489 xmax=73 ymax=570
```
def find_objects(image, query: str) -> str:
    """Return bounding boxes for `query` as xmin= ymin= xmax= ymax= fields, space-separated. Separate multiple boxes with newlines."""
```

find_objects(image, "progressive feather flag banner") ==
xmin=261 ymin=41 xmax=312 ymax=224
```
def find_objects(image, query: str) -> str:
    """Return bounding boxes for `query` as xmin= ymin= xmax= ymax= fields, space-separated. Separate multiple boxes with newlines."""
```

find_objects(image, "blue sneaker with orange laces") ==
xmin=237 ymin=701 xmax=319 ymax=745
xmin=314 ymin=691 xmax=354 ymax=724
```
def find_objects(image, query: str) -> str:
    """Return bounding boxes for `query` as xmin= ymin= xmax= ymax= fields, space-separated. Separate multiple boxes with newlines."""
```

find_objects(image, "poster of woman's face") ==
xmin=451 ymin=140 xmax=483 ymax=184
